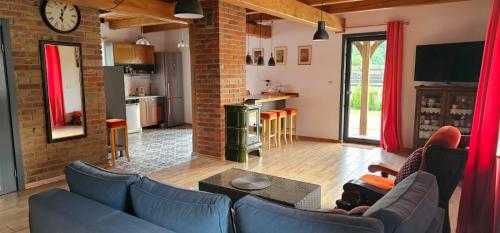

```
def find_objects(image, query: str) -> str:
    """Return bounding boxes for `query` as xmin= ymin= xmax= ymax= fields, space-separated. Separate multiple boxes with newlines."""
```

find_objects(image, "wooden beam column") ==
xmin=190 ymin=1 xmax=247 ymax=158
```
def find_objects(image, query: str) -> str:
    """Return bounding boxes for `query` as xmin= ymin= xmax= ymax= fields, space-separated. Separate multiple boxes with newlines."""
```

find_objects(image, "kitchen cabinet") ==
xmin=113 ymin=43 xmax=154 ymax=65
xmin=139 ymin=98 xmax=164 ymax=127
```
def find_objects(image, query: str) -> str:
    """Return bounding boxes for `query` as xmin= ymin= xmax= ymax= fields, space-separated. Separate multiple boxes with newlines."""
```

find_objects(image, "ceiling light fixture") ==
xmin=246 ymin=33 xmax=253 ymax=65
xmin=313 ymin=1 xmax=329 ymax=42
xmin=177 ymin=29 xmax=188 ymax=48
xmin=174 ymin=0 xmax=204 ymax=19
xmin=136 ymin=27 xmax=151 ymax=45
xmin=268 ymin=21 xmax=275 ymax=66
xmin=257 ymin=17 xmax=264 ymax=66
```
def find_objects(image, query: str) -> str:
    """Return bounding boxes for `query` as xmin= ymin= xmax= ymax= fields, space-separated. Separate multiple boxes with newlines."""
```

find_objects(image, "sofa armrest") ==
xmin=343 ymin=179 xmax=389 ymax=206
xmin=368 ymin=163 xmax=400 ymax=177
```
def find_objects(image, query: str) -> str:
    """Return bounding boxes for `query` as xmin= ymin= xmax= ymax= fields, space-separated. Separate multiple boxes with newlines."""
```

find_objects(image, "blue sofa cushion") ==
xmin=363 ymin=171 xmax=439 ymax=233
xmin=130 ymin=177 xmax=232 ymax=233
xmin=64 ymin=160 xmax=140 ymax=212
xmin=234 ymin=195 xmax=384 ymax=233
xmin=29 ymin=188 xmax=174 ymax=233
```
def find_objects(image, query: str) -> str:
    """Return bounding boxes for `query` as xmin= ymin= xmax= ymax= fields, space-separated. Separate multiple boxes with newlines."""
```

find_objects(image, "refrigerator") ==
xmin=152 ymin=52 xmax=185 ymax=127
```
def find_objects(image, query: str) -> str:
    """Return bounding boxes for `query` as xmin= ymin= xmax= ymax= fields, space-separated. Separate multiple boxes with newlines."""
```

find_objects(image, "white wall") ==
xmin=246 ymin=0 xmax=489 ymax=148
xmin=100 ymin=24 xmax=193 ymax=124
xmin=58 ymin=45 xmax=82 ymax=122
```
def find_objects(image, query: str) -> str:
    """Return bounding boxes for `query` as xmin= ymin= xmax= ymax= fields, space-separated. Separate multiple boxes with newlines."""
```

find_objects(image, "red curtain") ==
xmin=457 ymin=0 xmax=500 ymax=232
xmin=44 ymin=45 xmax=66 ymax=128
xmin=380 ymin=21 xmax=404 ymax=152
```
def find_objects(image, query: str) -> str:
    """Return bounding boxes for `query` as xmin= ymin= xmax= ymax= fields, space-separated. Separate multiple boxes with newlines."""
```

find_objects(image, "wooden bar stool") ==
xmin=284 ymin=108 xmax=298 ymax=142
xmin=260 ymin=111 xmax=278 ymax=150
xmin=106 ymin=119 xmax=130 ymax=167
xmin=271 ymin=110 xmax=287 ymax=146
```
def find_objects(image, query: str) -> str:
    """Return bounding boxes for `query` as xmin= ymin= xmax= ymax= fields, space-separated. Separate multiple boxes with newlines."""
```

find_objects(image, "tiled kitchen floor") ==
xmin=114 ymin=126 xmax=194 ymax=175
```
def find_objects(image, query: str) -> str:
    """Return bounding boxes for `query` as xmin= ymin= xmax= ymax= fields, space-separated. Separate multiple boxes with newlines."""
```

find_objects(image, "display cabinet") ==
xmin=413 ymin=86 xmax=477 ymax=148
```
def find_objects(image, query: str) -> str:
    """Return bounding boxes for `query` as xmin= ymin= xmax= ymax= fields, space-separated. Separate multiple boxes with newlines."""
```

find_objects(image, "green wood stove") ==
xmin=225 ymin=104 xmax=262 ymax=162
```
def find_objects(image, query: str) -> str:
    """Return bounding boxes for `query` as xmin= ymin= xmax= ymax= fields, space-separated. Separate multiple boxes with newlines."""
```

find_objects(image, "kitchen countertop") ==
xmin=126 ymin=95 xmax=165 ymax=100
xmin=245 ymin=94 xmax=296 ymax=104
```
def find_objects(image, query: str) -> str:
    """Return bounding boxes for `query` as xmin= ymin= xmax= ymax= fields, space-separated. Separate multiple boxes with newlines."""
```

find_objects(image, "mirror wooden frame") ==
xmin=39 ymin=40 xmax=87 ymax=143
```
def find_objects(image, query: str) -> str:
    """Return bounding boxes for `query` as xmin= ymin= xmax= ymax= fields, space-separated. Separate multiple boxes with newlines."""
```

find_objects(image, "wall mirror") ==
xmin=39 ymin=41 xmax=86 ymax=143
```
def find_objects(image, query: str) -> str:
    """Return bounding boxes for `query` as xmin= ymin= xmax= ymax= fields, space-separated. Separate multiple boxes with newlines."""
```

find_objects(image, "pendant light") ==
xmin=174 ymin=0 xmax=204 ymax=19
xmin=268 ymin=20 xmax=276 ymax=66
xmin=177 ymin=29 xmax=188 ymax=48
xmin=245 ymin=33 xmax=253 ymax=65
xmin=136 ymin=27 xmax=151 ymax=45
xmin=313 ymin=1 xmax=329 ymax=41
xmin=256 ymin=17 xmax=265 ymax=66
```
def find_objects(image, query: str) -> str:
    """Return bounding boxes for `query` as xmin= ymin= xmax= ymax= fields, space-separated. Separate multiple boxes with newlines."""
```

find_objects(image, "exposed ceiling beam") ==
xmin=143 ymin=23 xmax=189 ymax=33
xmin=100 ymin=12 xmax=134 ymax=21
xmin=109 ymin=17 xmax=175 ymax=30
xmin=223 ymin=0 xmax=345 ymax=32
xmin=58 ymin=0 xmax=191 ymax=24
xmin=247 ymin=13 xmax=282 ymax=23
xmin=299 ymin=0 xmax=362 ymax=6
xmin=246 ymin=23 xmax=272 ymax=38
xmin=321 ymin=0 xmax=470 ymax=14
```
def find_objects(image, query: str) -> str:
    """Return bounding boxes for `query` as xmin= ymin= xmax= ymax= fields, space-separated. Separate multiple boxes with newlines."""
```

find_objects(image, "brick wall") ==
xmin=191 ymin=0 xmax=247 ymax=158
xmin=0 ymin=0 xmax=108 ymax=185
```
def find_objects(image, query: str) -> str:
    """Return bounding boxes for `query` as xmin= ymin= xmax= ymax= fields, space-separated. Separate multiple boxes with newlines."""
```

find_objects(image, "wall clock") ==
xmin=41 ymin=0 xmax=81 ymax=33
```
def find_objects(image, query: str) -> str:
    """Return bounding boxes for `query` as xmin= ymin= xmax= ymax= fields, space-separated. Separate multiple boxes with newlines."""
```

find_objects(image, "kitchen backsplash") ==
xmin=124 ymin=74 xmax=152 ymax=96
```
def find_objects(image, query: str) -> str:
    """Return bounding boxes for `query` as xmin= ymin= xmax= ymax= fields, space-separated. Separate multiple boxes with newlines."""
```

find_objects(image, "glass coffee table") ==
xmin=199 ymin=168 xmax=321 ymax=210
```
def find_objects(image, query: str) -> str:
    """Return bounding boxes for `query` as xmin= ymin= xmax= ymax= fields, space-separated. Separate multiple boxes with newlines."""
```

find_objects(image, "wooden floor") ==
xmin=0 ymin=140 xmax=460 ymax=233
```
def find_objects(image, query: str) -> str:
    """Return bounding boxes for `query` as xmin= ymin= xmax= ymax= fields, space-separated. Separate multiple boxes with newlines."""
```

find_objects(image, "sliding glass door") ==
xmin=341 ymin=33 xmax=387 ymax=144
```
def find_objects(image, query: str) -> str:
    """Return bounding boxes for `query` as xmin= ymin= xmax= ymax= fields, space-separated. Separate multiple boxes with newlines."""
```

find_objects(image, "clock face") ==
xmin=41 ymin=1 xmax=81 ymax=33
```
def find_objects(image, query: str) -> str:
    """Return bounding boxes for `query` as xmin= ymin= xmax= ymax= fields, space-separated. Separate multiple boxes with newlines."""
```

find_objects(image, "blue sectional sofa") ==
xmin=29 ymin=161 xmax=444 ymax=233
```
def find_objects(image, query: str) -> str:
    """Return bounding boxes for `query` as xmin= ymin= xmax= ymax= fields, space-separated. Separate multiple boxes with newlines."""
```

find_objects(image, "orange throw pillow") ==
xmin=359 ymin=174 xmax=395 ymax=190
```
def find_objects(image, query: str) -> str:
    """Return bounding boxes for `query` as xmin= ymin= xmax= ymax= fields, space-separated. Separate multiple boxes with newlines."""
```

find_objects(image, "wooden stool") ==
xmin=106 ymin=119 xmax=130 ymax=167
xmin=260 ymin=112 xmax=278 ymax=150
xmin=284 ymin=108 xmax=298 ymax=142
xmin=271 ymin=110 xmax=287 ymax=146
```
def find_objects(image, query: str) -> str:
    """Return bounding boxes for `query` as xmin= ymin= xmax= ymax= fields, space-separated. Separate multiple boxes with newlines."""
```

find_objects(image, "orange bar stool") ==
xmin=260 ymin=111 xmax=278 ymax=150
xmin=284 ymin=108 xmax=298 ymax=142
xmin=271 ymin=110 xmax=288 ymax=146
xmin=106 ymin=119 xmax=130 ymax=167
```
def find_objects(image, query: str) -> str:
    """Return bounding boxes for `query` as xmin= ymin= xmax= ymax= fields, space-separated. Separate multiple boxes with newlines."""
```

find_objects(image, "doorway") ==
xmin=0 ymin=19 xmax=23 ymax=195
xmin=341 ymin=33 xmax=387 ymax=144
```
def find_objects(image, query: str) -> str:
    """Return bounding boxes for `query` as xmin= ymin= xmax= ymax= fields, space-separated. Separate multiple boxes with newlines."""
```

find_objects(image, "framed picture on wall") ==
xmin=297 ymin=45 xmax=312 ymax=65
xmin=274 ymin=46 xmax=287 ymax=65
xmin=252 ymin=48 xmax=264 ymax=65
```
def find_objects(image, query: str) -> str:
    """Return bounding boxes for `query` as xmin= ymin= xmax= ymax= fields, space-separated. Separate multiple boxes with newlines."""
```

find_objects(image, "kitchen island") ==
xmin=245 ymin=93 xmax=298 ymax=111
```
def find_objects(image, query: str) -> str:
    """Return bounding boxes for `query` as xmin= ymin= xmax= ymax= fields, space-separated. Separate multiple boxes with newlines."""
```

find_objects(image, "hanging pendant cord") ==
xmin=270 ymin=20 xmax=273 ymax=53
xmin=259 ymin=16 xmax=262 ymax=49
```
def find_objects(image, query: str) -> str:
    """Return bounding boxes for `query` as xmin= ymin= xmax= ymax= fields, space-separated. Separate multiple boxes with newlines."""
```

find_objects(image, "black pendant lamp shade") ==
xmin=268 ymin=53 xmax=276 ymax=66
xmin=257 ymin=55 xmax=265 ymax=66
xmin=313 ymin=21 xmax=329 ymax=41
xmin=174 ymin=0 xmax=204 ymax=19
xmin=246 ymin=54 xmax=253 ymax=65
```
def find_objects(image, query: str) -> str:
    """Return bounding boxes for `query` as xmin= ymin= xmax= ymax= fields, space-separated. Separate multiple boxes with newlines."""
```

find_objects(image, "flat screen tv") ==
xmin=414 ymin=41 xmax=484 ymax=83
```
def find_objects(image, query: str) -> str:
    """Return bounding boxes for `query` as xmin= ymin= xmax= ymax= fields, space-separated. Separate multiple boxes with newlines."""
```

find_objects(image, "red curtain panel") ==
xmin=457 ymin=0 xmax=500 ymax=232
xmin=44 ymin=45 xmax=66 ymax=128
xmin=380 ymin=21 xmax=404 ymax=152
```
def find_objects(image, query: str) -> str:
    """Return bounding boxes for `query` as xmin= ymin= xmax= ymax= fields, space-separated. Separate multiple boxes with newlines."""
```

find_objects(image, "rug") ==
xmin=114 ymin=127 xmax=193 ymax=175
